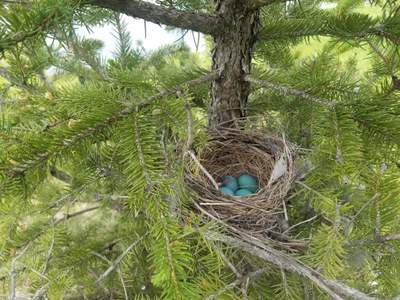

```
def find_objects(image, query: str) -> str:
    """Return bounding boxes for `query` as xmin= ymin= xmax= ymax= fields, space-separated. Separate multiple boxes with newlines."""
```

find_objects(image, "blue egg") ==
xmin=219 ymin=187 xmax=235 ymax=196
xmin=222 ymin=175 xmax=238 ymax=192
xmin=238 ymin=174 xmax=258 ymax=193
xmin=234 ymin=189 xmax=253 ymax=197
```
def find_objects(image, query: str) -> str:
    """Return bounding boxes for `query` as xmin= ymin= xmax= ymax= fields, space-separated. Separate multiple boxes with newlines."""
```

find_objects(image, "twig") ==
xmin=42 ymin=220 xmax=55 ymax=276
xmin=332 ymin=111 xmax=343 ymax=164
xmin=296 ymin=181 xmax=331 ymax=200
xmin=185 ymin=100 xmax=194 ymax=150
xmin=54 ymin=206 xmax=100 ymax=226
xmin=208 ymin=238 xmax=241 ymax=278
xmin=117 ymin=268 xmax=128 ymax=300
xmin=9 ymin=243 xmax=30 ymax=300
xmin=32 ymin=283 xmax=49 ymax=300
xmin=122 ymin=73 xmax=218 ymax=110
xmin=204 ymin=268 xmax=269 ymax=300
xmin=347 ymin=234 xmax=400 ymax=247
xmin=344 ymin=193 xmax=381 ymax=235
xmin=16 ymin=262 xmax=49 ymax=281
xmin=92 ymin=251 xmax=127 ymax=299
xmin=244 ymin=75 xmax=337 ymax=108
xmin=354 ymin=192 xmax=381 ymax=222
xmin=186 ymin=150 xmax=219 ymax=190
xmin=366 ymin=40 xmax=391 ymax=71
xmin=134 ymin=106 xmax=152 ymax=184
xmin=283 ymin=213 xmax=321 ymax=235
xmin=96 ymin=232 xmax=149 ymax=283
xmin=194 ymin=202 xmax=308 ymax=251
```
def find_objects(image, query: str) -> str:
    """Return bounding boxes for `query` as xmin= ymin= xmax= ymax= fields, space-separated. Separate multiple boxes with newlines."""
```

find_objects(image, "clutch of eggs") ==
xmin=218 ymin=174 xmax=258 ymax=197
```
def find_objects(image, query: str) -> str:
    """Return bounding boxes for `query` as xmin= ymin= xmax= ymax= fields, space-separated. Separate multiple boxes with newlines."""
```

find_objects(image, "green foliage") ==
xmin=1 ymin=0 xmax=400 ymax=299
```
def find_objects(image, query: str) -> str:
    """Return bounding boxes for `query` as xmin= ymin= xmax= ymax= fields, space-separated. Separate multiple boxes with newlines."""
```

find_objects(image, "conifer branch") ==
xmin=260 ymin=25 xmax=400 ymax=45
xmin=5 ymin=111 xmax=129 ymax=175
xmin=139 ymin=73 xmax=218 ymax=108
xmin=88 ymin=0 xmax=220 ymax=35
xmin=4 ymin=73 xmax=215 ymax=179
xmin=351 ymin=115 xmax=400 ymax=144
xmin=217 ymin=234 xmax=374 ymax=300
xmin=0 ymin=9 xmax=58 ymax=53
xmin=244 ymin=75 xmax=338 ymax=108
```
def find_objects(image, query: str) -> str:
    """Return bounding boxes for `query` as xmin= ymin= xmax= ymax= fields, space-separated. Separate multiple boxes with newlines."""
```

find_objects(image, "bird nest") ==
xmin=186 ymin=127 xmax=297 ymax=235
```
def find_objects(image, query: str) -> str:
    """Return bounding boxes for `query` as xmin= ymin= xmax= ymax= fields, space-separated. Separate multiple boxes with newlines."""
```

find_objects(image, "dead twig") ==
xmin=96 ymin=232 xmax=149 ymax=283
xmin=186 ymin=150 xmax=219 ymax=190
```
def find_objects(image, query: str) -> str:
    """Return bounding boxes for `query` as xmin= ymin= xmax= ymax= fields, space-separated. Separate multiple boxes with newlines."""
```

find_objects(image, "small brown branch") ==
xmin=244 ymin=75 xmax=337 ymax=108
xmin=95 ymin=232 xmax=149 ymax=283
xmin=54 ymin=206 xmax=100 ymax=226
xmin=89 ymin=0 xmax=220 ymax=35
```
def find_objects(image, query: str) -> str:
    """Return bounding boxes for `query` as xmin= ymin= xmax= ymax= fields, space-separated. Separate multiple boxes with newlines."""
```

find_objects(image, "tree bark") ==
xmin=90 ymin=0 xmax=220 ymax=35
xmin=209 ymin=0 xmax=259 ymax=127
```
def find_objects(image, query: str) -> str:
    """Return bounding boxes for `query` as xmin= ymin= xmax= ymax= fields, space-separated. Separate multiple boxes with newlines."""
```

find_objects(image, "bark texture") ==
xmin=90 ymin=0 xmax=220 ymax=35
xmin=209 ymin=0 xmax=259 ymax=127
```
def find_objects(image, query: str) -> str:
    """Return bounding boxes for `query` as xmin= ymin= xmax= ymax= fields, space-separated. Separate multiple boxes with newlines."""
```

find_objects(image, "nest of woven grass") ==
xmin=186 ymin=127 xmax=297 ymax=234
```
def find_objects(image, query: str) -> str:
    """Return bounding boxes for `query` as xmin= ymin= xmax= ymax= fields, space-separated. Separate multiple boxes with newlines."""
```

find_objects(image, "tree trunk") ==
xmin=210 ymin=0 xmax=259 ymax=127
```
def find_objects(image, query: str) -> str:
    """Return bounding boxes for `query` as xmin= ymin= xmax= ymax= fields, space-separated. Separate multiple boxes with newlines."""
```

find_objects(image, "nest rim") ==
xmin=186 ymin=126 xmax=298 ymax=232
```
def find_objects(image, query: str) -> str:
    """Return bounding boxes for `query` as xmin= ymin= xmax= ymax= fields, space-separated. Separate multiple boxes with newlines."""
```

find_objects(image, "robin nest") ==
xmin=186 ymin=127 xmax=297 ymax=234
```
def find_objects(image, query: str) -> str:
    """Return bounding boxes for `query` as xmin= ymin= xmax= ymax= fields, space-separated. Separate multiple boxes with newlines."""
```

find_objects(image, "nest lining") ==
xmin=187 ymin=127 xmax=297 ymax=233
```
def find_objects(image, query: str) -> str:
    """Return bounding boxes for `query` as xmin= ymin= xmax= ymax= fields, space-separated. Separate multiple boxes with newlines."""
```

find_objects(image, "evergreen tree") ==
xmin=1 ymin=0 xmax=400 ymax=299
